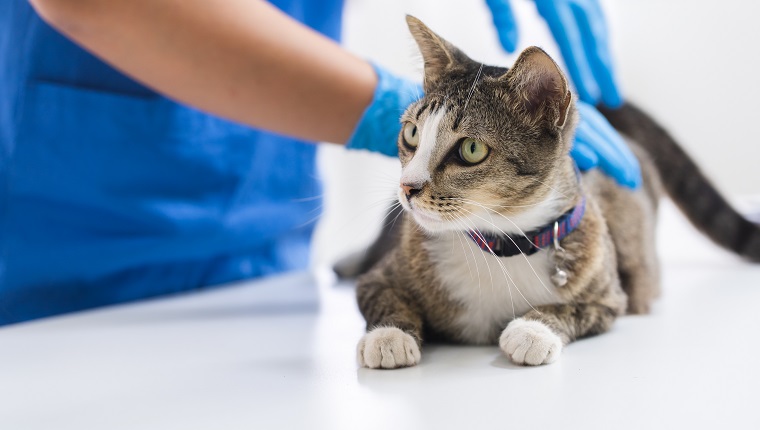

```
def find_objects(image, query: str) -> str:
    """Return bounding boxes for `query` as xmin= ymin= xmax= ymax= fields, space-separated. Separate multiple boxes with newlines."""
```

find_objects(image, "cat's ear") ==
xmin=502 ymin=47 xmax=572 ymax=129
xmin=406 ymin=15 xmax=470 ymax=91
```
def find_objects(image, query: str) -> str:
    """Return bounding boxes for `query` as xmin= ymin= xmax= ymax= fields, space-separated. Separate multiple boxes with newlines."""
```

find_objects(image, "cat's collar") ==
xmin=467 ymin=197 xmax=586 ymax=258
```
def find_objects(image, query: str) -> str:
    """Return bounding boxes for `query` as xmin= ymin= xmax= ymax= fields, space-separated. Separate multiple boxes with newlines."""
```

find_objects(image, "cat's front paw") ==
xmin=357 ymin=327 xmax=421 ymax=369
xmin=499 ymin=319 xmax=563 ymax=366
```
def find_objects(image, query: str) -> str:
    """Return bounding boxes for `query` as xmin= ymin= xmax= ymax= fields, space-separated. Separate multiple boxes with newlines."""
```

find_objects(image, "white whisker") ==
xmin=464 ymin=224 xmax=537 ymax=316
xmin=444 ymin=197 xmax=550 ymax=210
xmin=451 ymin=216 xmax=478 ymax=293
xmin=529 ymin=176 xmax=571 ymax=200
xmin=455 ymin=198 xmax=536 ymax=243
xmin=450 ymin=207 xmax=530 ymax=318
xmin=463 ymin=63 xmax=484 ymax=113
xmin=449 ymin=214 xmax=489 ymax=305
xmin=457 ymin=205 xmax=554 ymax=298
xmin=451 ymin=213 xmax=507 ymax=312
xmin=377 ymin=201 xmax=404 ymax=229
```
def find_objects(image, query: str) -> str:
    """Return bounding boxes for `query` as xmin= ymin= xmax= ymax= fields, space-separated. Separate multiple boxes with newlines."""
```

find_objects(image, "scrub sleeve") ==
xmin=0 ymin=0 xmax=344 ymax=324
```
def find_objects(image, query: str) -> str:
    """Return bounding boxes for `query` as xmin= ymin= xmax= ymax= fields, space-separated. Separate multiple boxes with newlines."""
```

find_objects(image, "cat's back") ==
xmin=581 ymin=138 xmax=663 ymax=241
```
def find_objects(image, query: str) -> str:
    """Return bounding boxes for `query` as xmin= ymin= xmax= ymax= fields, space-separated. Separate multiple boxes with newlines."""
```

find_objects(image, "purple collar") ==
xmin=467 ymin=197 xmax=586 ymax=257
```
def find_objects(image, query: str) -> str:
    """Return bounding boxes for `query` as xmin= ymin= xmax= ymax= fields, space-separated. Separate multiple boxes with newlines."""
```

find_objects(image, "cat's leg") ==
xmin=591 ymin=152 xmax=663 ymax=314
xmin=499 ymin=302 xmax=620 ymax=366
xmin=603 ymin=185 xmax=661 ymax=314
xmin=615 ymin=229 xmax=660 ymax=314
xmin=498 ymin=201 xmax=628 ymax=366
xmin=356 ymin=273 xmax=424 ymax=369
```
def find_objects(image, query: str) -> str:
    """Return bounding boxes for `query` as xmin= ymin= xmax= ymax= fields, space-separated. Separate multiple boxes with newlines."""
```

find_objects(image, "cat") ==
xmin=345 ymin=16 xmax=760 ymax=368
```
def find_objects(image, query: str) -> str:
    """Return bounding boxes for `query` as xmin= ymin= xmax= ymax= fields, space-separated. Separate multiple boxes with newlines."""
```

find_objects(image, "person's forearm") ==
xmin=29 ymin=0 xmax=376 ymax=144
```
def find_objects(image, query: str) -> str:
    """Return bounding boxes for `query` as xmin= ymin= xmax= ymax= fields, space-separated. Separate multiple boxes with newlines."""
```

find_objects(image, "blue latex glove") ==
xmin=535 ymin=0 xmax=622 ymax=107
xmin=572 ymin=101 xmax=641 ymax=188
xmin=485 ymin=0 xmax=622 ymax=108
xmin=346 ymin=64 xmax=423 ymax=157
xmin=485 ymin=0 xmax=519 ymax=53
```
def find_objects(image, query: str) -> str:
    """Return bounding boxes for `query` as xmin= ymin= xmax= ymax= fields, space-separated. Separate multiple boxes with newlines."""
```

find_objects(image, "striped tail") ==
xmin=599 ymin=103 xmax=760 ymax=262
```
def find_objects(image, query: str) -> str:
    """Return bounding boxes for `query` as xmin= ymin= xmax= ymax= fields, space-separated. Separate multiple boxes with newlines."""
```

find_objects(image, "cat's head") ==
xmin=397 ymin=16 xmax=578 ymax=234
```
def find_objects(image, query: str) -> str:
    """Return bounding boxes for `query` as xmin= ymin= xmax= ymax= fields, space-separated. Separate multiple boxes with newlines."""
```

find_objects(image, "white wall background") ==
xmin=311 ymin=0 xmax=760 ymax=268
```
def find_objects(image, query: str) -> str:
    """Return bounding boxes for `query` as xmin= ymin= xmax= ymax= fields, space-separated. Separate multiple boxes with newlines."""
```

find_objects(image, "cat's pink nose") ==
xmin=400 ymin=182 xmax=422 ymax=200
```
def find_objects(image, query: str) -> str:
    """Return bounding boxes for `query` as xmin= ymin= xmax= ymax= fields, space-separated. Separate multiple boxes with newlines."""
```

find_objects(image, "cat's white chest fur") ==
xmin=426 ymin=234 xmax=562 ymax=344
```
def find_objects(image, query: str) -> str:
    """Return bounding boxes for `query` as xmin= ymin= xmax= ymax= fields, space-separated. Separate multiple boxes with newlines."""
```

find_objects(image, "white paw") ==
xmin=499 ymin=319 xmax=563 ymax=366
xmin=357 ymin=327 xmax=421 ymax=369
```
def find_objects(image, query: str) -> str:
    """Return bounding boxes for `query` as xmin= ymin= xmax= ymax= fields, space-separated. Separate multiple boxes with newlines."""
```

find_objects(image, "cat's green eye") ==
xmin=402 ymin=122 xmax=419 ymax=148
xmin=459 ymin=138 xmax=489 ymax=164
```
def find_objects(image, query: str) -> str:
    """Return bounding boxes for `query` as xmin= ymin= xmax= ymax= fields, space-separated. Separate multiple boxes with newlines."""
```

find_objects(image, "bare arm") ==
xmin=29 ymin=0 xmax=377 ymax=144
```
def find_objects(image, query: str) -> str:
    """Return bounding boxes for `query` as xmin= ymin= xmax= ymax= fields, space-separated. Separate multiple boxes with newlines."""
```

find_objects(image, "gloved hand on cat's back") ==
xmin=573 ymin=101 xmax=641 ymax=189
xmin=486 ymin=0 xmax=622 ymax=108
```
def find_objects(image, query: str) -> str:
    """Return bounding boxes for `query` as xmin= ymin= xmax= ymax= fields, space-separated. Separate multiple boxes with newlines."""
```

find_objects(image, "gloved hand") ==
xmin=485 ymin=0 xmax=519 ymax=53
xmin=486 ymin=0 xmax=637 ymax=188
xmin=485 ymin=0 xmax=622 ymax=108
xmin=346 ymin=64 xmax=423 ymax=157
xmin=572 ymin=101 xmax=641 ymax=188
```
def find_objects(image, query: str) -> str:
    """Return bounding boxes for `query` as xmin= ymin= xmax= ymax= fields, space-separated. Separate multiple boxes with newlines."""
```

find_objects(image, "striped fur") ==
xmin=349 ymin=16 xmax=756 ymax=368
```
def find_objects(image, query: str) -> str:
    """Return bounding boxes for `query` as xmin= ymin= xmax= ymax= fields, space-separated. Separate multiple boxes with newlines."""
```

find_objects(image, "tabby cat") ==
xmin=348 ymin=16 xmax=760 ymax=368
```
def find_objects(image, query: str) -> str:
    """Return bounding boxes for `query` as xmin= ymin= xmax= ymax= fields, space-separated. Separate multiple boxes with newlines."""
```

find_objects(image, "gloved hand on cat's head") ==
xmin=345 ymin=63 xmax=640 ymax=189
xmin=346 ymin=63 xmax=423 ymax=157
xmin=486 ymin=0 xmax=622 ymax=108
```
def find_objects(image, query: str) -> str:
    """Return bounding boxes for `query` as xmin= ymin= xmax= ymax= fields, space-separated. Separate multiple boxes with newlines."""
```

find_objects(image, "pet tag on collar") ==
xmin=551 ymin=268 xmax=568 ymax=287
xmin=551 ymin=221 xmax=569 ymax=287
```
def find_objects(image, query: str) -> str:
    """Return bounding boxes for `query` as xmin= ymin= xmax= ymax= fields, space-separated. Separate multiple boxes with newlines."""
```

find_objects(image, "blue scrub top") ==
xmin=0 ymin=0 xmax=344 ymax=325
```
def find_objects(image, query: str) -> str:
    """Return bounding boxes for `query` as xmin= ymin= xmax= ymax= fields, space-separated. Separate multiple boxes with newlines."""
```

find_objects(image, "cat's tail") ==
xmin=599 ymin=103 xmax=760 ymax=262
